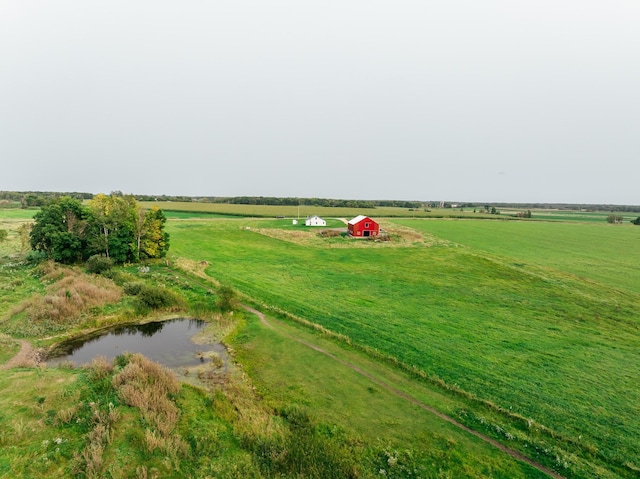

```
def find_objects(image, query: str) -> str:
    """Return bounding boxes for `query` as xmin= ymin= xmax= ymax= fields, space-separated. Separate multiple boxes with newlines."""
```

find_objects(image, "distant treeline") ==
xmin=0 ymin=191 xmax=93 ymax=207
xmin=461 ymin=203 xmax=640 ymax=213
xmin=2 ymin=191 xmax=639 ymax=212
xmin=133 ymin=195 xmax=423 ymax=208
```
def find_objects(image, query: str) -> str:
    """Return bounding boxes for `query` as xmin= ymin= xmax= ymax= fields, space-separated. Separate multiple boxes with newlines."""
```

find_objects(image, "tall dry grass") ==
xmin=75 ymin=358 xmax=122 ymax=479
xmin=21 ymin=262 xmax=122 ymax=331
xmin=112 ymin=354 xmax=188 ymax=460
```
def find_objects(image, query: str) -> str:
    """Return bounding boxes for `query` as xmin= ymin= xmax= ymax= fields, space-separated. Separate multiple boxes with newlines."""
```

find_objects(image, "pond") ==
xmin=47 ymin=319 xmax=228 ymax=376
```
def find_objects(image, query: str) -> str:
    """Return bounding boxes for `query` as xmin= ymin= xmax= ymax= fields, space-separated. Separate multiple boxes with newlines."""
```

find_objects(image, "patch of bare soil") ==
xmin=1 ymin=340 xmax=46 ymax=369
xmin=252 ymin=222 xmax=454 ymax=249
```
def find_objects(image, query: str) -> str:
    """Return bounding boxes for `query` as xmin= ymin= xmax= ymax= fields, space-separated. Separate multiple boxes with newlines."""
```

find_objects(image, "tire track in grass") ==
xmin=241 ymin=304 xmax=565 ymax=479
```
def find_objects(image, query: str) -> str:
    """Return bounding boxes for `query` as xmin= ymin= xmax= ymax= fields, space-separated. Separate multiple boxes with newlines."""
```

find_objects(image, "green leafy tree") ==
xmin=606 ymin=214 xmax=623 ymax=224
xmin=139 ymin=207 xmax=170 ymax=259
xmin=29 ymin=194 xmax=169 ymax=264
xmin=132 ymin=204 xmax=149 ymax=261
xmin=87 ymin=194 xmax=137 ymax=263
xmin=29 ymin=197 xmax=88 ymax=263
xmin=631 ymin=217 xmax=640 ymax=225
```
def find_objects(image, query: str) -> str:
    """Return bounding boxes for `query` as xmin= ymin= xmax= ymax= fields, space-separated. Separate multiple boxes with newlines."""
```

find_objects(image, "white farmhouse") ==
xmin=305 ymin=215 xmax=327 ymax=227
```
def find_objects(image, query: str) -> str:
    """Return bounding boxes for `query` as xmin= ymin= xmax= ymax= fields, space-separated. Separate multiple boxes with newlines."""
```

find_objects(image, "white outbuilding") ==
xmin=305 ymin=215 xmax=327 ymax=227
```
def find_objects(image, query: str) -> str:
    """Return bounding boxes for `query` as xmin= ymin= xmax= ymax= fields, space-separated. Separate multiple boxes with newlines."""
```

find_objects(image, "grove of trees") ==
xmin=29 ymin=194 xmax=169 ymax=264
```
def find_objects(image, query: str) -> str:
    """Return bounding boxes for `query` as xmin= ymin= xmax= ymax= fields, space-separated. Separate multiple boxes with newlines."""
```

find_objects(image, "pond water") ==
xmin=47 ymin=318 xmax=227 ymax=370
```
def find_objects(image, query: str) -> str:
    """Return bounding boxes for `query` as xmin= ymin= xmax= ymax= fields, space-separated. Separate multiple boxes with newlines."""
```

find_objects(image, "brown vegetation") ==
xmin=16 ymin=262 xmax=122 ymax=332
xmin=112 ymin=354 xmax=188 ymax=460
xmin=76 ymin=358 xmax=121 ymax=479
xmin=316 ymin=229 xmax=342 ymax=238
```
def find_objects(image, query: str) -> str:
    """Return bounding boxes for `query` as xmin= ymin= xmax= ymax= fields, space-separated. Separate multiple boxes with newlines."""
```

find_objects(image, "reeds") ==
xmin=112 ymin=354 xmax=188 ymax=461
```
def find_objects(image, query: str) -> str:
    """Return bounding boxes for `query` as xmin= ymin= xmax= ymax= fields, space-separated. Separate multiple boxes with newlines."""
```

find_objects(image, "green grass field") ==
xmin=392 ymin=219 xmax=640 ymax=293
xmin=2 ymin=202 xmax=639 ymax=477
xmin=142 ymin=201 xmax=501 ymax=220
xmin=167 ymin=217 xmax=640 ymax=477
xmin=232 ymin=310 xmax=549 ymax=478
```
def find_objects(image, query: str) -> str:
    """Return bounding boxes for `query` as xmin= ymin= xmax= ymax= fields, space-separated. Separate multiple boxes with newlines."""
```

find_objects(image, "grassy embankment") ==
xmin=167 ymin=216 xmax=640 ymax=478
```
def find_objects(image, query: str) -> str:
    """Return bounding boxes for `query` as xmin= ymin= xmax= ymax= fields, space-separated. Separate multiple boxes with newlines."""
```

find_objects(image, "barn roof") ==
xmin=348 ymin=215 xmax=370 ymax=225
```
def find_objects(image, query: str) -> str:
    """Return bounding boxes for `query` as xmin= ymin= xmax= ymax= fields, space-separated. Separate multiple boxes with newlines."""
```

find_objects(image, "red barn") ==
xmin=348 ymin=215 xmax=380 ymax=237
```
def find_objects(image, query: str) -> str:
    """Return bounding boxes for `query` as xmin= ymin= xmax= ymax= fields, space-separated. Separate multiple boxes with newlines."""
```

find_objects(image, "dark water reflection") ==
xmin=47 ymin=319 xmax=225 ymax=369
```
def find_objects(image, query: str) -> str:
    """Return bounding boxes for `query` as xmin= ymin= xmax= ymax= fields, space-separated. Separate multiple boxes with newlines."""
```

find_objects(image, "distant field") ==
xmin=167 ymin=217 xmax=640 ymax=477
xmin=500 ymin=208 xmax=638 ymax=223
xmin=0 ymin=209 xmax=38 ymax=220
xmin=163 ymin=210 xmax=241 ymax=219
xmin=145 ymin=201 xmax=640 ymax=226
xmin=142 ymin=201 xmax=501 ymax=219
xmin=0 ymin=210 xmax=36 ymax=259
xmin=393 ymin=219 xmax=640 ymax=293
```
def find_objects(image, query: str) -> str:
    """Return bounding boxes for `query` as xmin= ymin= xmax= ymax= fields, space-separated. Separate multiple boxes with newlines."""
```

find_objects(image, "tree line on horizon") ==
xmin=2 ymin=191 xmax=639 ymax=212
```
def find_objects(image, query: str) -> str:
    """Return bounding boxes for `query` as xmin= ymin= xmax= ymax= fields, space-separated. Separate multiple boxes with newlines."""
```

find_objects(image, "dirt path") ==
xmin=240 ymin=304 xmax=565 ymax=479
xmin=1 ymin=339 xmax=44 ymax=370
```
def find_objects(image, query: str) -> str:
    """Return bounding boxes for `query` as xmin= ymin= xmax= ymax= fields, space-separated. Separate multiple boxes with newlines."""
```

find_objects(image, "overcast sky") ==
xmin=1 ymin=1 xmax=639 ymax=203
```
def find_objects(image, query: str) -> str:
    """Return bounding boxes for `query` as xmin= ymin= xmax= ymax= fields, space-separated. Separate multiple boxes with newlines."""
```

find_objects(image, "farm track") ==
xmin=241 ymin=303 xmax=565 ymax=479
xmin=1 ymin=339 xmax=44 ymax=370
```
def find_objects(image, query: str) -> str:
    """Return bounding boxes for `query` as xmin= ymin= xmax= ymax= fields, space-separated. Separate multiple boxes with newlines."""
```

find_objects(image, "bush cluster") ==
xmin=216 ymin=285 xmax=237 ymax=312
xmin=123 ymin=281 xmax=184 ymax=312
xmin=85 ymin=255 xmax=113 ymax=275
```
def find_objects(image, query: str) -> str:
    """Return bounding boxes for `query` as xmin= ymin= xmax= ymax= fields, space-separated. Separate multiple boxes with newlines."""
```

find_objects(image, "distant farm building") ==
xmin=305 ymin=215 xmax=327 ymax=227
xmin=348 ymin=215 xmax=380 ymax=237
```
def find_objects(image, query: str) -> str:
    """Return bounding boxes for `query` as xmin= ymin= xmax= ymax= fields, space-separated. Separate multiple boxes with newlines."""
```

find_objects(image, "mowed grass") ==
xmin=232 ymin=311 xmax=549 ymax=478
xmin=393 ymin=219 xmax=640 ymax=294
xmin=168 ymin=218 xmax=640 ymax=476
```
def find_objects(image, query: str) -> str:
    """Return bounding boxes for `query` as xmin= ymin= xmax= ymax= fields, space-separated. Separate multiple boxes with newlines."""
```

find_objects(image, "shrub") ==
xmin=216 ymin=285 xmax=237 ymax=311
xmin=134 ymin=285 xmax=183 ymax=311
xmin=123 ymin=281 xmax=145 ymax=296
xmin=86 ymin=255 xmax=113 ymax=274
xmin=25 ymin=250 xmax=48 ymax=264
